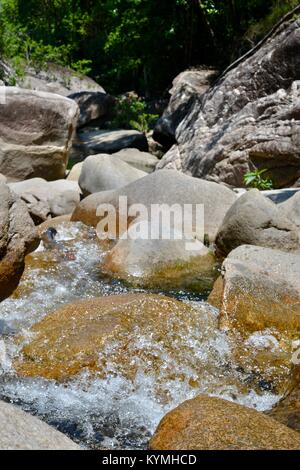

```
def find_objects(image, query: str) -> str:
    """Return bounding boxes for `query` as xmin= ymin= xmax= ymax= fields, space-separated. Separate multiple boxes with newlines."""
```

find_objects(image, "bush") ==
xmin=243 ymin=168 xmax=273 ymax=190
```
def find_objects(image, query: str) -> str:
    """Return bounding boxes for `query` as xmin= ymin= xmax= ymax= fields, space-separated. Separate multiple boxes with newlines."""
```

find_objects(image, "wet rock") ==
xmin=209 ymin=245 xmax=300 ymax=338
xmin=0 ymin=87 xmax=79 ymax=181
xmin=0 ymin=183 xmax=39 ymax=301
xmin=9 ymin=178 xmax=81 ymax=224
xmin=72 ymin=129 xmax=148 ymax=160
xmin=68 ymin=91 xmax=115 ymax=128
xmin=0 ymin=400 xmax=80 ymax=450
xmin=157 ymin=17 xmax=300 ymax=188
xmin=215 ymin=189 xmax=300 ymax=257
xmin=79 ymin=154 xmax=146 ymax=196
xmin=102 ymin=218 xmax=217 ymax=293
xmin=149 ymin=395 xmax=300 ymax=450
xmin=15 ymin=294 xmax=217 ymax=381
xmin=268 ymin=383 xmax=300 ymax=432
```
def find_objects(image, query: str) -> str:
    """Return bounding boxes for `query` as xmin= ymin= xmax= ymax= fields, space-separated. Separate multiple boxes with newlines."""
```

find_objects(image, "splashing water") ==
xmin=0 ymin=222 xmax=283 ymax=449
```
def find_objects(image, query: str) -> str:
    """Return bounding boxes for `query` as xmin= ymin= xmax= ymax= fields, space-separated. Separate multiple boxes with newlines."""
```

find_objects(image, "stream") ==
xmin=0 ymin=222 xmax=284 ymax=449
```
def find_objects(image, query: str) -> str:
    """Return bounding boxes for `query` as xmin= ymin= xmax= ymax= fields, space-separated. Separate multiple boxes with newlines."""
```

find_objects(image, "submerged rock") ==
xmin=15 ymin=294 xmax=220 ymax=382
xmin=0 ymin=400 xmax=80 ymax=450
xmin=149 ymin=395 xmax=300 ymax=450
xmin=0 ymin=183 xmax=39 ymax=301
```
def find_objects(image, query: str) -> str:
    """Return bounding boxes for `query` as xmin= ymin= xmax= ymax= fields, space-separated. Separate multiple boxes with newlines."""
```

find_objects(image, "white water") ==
xmin=0 ymin=222 xmax=283 ymax=449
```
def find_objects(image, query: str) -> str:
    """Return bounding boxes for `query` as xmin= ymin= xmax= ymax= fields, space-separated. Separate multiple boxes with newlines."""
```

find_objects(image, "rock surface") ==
xmin=0 ymin=87 xmax=79 ymax=181
xmin=113 ymin=148 xmax=159 ymax=173
xmin=0 ymin=183 xmax=39 ymax=301
xmin=9 ymin=178 xmax=81 ymax=223
xmin=268 ymin=383 xmax=300 ymax=432
xmin=149 ymin=395 xmax=300 ymax=450
xmin=15 ymin=294 xmax=214 ymax=381
xmin=216 ymin=189 xmax=300 ymax=256
xmin=17 ymin=62 xmax=104 ymax=96
xmin=209 ymin=245 xmax=300 ymax=338
xmin=72 ymin=170 xmax=237 ymax=244
xmin=0 ymin=400 xmax=80 ymax=450
xmin=79 ymin=154 xmax=146 ymax=196
xmin=72 ymin=129 xmax=148 ymax=161
xmin=68 ymin=91 xmax=114 ymax=128
xmin=157 ymin=17 xmax=300 ymax=188
xmin=153 ymin=68 xmax=218 ymax=148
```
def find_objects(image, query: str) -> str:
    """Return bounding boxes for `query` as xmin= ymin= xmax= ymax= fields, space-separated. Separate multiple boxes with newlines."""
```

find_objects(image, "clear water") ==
xmin=0 ymin=223 xmax=285 ymax=449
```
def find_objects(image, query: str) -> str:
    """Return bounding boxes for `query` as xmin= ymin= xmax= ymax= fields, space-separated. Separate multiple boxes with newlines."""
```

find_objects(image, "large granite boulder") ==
xmin=71 ymin=129 xmax=148 ymax=161
xmin=0 ymin=183 xmax=39 ymax=301
xmin=157 ymin=16 xmax=300 ymax=188
xmin=209 ymin=245 xmax=300 ymax=339
xmin=16 ymin=62 xmax=104 ymax=96
xmin=9 ymin=178 xmax=81 ymax=224
xmin=216 ymin=189 xmax=300 ymax=256
xmin=149 ymin=395 xmax=300 ymax=450
xmin=112 ymin=148 xmax=159 ymax=173
xmin=0 ymin=87 xmax=79 ymax=181
xmin=0 ymin=401 xmax=80 ymax=450
xmin=67 ymin=91 xmax=115 ymax=128
xmin=78 ymin=154 xmax=146 ymax=196
xmin=153 ymin=68 xmax=218 ymax=148
xmin=72 ymin=170 xmax=237 ymax=244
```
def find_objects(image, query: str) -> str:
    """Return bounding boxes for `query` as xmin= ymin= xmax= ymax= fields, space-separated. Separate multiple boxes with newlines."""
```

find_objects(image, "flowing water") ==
xmin=0 ymin=222 xmax=288 ymax=449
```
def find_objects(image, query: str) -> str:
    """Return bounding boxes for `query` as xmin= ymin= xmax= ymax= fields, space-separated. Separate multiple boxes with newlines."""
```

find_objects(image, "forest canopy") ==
xmin=0 ymin=0 xmax=299 ymax=96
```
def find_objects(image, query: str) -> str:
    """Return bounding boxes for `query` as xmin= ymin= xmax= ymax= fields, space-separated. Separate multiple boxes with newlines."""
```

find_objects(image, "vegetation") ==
xmin=0 ymin=1 xmax=299 ymax=96
xmin=109 ymin=94 xmax=158 ymax=133
xmin=244 ymin=168 xmax=274 ymax=190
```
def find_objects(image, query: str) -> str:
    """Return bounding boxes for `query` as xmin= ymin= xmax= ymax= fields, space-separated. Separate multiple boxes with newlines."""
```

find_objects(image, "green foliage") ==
xmin=0 ymin=0 xmax=298 ymax=96
xmin=244 ymin=168 xmax=274 ymax=190
xmin=130 ymin=113 xmax=159 ymax=134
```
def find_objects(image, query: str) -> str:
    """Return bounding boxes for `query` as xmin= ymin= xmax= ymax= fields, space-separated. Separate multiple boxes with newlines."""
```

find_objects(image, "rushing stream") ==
xmin=0 ymin=222 xmax=285 ymax=449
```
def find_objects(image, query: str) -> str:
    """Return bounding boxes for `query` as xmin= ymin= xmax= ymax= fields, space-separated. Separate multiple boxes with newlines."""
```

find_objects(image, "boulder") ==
xmin=67 ymin=91 xmax=115 ymax=128
xmin=79 ymin=154 xmax=146 ymax=196
xmin=157 ymin=17 xmax=300 ymax=188
xmin=153 ymin=68 xmax=218 ymax=148
xmin=9 ymin=178 xmax=81 ymax=224
xmin=0 ymin=401 xmax=80 ymax=450
xmin=102 ymin=218 xmax=217 ymax=292
xmin=0 ymin=183 xmax=39 ymax=301
xmin=0 ymin=174 xmax=7 ymax=184
xmin=67 ymin=162 xmax=83 ymax=182
xmin=0 ymin=87 xmax=79 ymax=181
xmin=113 ymin=148 xmax=159 ymax=173
xmin=279 ymin=191 xmax=300 ymax=227
xmin=14 ymin=293 xmax=215 ymax=381
xmin=209 ymin=245 xmax=300 ymax=338
xmin=72 ymin=170 xmax=237 ymax=244
xmin=215 ymin=189 xmax=300 ymax=256
xmin=149 ymin=395 xmax=300 ymax=450
xmin=71 ymin=129 xmax=148 ymax=160
xmin=268 ymin=383 xmax=300 ymax=432
xmin=17 ymin=62 xmax=104 ymax=96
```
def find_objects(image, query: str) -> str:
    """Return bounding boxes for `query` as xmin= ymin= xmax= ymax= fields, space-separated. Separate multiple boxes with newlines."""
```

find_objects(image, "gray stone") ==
xmin=216 ymin=189 xmax=300 ymax=257
xmin=68 ymin=91 xmax=114 ymax=128
xmin=0 ymin=183 xmax=39 ymax=301
xmin=79 ymin=154 xmax=146 ymax=196
xmin=0 ymin=401 xmax=80 ymax=450
xmin=157 ymin=17 xmax=300 ymax=188
xmin=0 ymin=87 xmax=79 ymax=181
xmin=113 ymin=148 xmax=159 ymax=173
xmin=72 ymin=129 xmax=148 ymax=161
xmin=73 ymin=169 xmax=237 ymax=243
